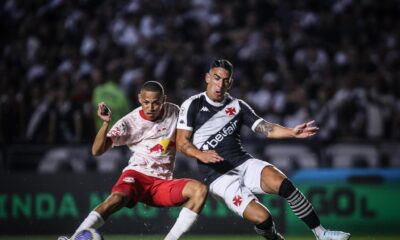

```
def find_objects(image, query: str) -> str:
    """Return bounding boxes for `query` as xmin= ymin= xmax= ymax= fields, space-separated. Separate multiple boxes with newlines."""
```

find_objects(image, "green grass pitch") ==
xmin=1 ymin=235 xmax=399 ymax=240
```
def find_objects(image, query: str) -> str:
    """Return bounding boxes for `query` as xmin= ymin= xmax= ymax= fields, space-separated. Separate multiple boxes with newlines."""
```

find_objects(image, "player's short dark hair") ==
xmin=140 ymin=81 xmax=165 ymax=95
xmin=210 ymin=59 xmax=233 ymax=78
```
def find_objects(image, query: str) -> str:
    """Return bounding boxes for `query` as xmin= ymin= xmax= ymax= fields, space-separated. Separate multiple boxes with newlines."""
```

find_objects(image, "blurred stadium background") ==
xmin=1 ymin=0 xmax=400 ymax=239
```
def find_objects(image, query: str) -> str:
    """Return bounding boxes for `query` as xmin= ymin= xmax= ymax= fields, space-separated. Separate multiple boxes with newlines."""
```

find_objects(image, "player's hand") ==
xmin=97 ymin=102 xmax=112 ymax=123
xmin=293 ymin=120 xmax=319 ymax=138
xmin=198 ymin=150 xmax=224 ymax=164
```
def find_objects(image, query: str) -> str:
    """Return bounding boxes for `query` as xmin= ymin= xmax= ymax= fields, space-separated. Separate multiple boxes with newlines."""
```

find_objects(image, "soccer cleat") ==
xmin=259 ymin=227 xmax=284 ymax=240
xmin=270 ymin=231 xmax=284 ymax=240
xmin=57 ymin=236 xmax=69 ymax=240
xmin=317 ymin=230 xmax=350 ymax=240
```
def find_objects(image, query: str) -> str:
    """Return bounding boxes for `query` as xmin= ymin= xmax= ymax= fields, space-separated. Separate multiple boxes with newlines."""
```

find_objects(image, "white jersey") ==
xmin=177 ymin=92 xmax=261 ymax=184
xmin=107 ymin=102 xmax=179 ymax=179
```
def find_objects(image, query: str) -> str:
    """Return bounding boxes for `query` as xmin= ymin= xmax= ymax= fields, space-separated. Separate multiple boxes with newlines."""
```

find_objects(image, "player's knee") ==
xmin=244 ymin=201 xmax=271 ymax=224
xmin=252 ymin=210 xmax=270 ymax=225
xmin=188 ymin=181 xmax=208 ymax=202
xmin=261 ymin=166 xmax=286 ymax=193
xmin=194 ymin=183 xmax=208 ymax=201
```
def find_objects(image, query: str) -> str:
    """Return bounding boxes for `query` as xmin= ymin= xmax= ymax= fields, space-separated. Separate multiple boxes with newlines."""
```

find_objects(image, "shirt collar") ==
xmin=203 ymin=92 xmax=230 ymax=107
xmin=139 ymin=107 xmax=165 ymax=122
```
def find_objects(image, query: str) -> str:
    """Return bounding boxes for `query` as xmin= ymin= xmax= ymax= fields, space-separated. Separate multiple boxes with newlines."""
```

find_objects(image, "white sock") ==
xmin=75 ymin=211 xmax=105 ymax=233
xmin=312 ymin=225 xmax=326 ymax=238
xmin=164 ymin=208 xmax=198 ymax=240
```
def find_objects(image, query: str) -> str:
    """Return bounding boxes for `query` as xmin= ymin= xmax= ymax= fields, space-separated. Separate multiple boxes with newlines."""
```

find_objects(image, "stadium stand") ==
xmin=1 ymin=0 xmax=399 ymax=172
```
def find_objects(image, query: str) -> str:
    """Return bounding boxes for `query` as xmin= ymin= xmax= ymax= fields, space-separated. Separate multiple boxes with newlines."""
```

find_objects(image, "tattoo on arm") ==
xmin=255 ymin=120 xmax=274 ymax=137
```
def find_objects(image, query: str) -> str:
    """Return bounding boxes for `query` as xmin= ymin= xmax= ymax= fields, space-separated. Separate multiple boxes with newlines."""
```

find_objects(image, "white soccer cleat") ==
xmin=317 ymin=230 xmax=350 ymax=240
xmin=57 ymin=236 xmax=69 ymax=240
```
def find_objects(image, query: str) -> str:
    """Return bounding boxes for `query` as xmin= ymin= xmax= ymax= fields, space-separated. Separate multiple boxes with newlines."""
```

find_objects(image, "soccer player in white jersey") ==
xmin=176 ymin=60 xmax=350 ymax=240
xmin=59 ymin=81 xmax=208 ymax=240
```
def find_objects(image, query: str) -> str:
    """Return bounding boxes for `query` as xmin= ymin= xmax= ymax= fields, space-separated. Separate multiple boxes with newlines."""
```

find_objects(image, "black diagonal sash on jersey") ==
xmin=193 ymin=100 xmax=241 ymax=150
xmin=200 ymin=116 xmax=240 ymax=151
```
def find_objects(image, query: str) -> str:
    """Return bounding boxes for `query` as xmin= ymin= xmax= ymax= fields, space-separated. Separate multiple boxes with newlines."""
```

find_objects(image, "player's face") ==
xmin=138 ymin=90 xmax=166 ymax=121
xmin=205 ymin=67 xmax=233 ymax=102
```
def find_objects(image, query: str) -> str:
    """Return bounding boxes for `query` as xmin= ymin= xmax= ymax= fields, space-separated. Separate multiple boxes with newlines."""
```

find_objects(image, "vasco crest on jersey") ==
xmin=225 ymin=107 xmax=236 ymax=117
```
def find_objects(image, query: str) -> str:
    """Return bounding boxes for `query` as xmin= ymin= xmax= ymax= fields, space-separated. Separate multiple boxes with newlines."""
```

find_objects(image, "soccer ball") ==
xmin=71 ymin=228 xmax=104 ymax=240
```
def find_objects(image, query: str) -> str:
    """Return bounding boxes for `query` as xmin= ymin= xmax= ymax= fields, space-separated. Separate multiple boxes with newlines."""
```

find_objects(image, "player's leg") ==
xmin=242 ymin=200 xmax=284 ymax=240
xmin=260 ymin=165 xmax=350 ymax=240
xmin=206 ymin=167 xmax=283 ymax=240
xmin=237 ymin=159 xmax=284 ymax=239
xmin=75 ymin=191 xmax=129 ymax=232
xmin=181 ymin=179 xmax=208 ymax=212
xmin=58 ymin=170 xmax=138 ymax=240
xmin=58 ymin=192 xmax=130 ymax=240
xmin=163 ymin=179 xmax=208 ymax=240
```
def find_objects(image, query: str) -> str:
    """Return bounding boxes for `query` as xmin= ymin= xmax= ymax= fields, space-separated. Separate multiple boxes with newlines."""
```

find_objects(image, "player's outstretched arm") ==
xmin=176 ymin=129 xmax=224 ymax=163
xmin=255 ymin=120 xmax=319 ymax=139
xmin=92 ymin=102 xmax=113 ymax=156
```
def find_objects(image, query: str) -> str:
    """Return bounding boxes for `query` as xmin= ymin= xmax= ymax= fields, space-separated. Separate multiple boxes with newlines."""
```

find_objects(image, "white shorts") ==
xmin=209 ymin=159 xmax=272 ymax=217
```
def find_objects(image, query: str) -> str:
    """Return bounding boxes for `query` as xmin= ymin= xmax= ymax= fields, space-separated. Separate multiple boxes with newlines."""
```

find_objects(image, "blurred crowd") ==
xmin=1 ymin=0 xmax=400 ymax=145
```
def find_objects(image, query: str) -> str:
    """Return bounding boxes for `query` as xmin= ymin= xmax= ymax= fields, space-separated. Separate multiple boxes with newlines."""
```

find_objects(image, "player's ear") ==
xmin=162 ymin=94 xmax=167 ymax=103
xmin=138 ymin=93 xmax=142 ymax=104
xmin=205 ymin=72 xmax=211 ymax=83
xmin=227 ymin=78 xmax=234 ymax=89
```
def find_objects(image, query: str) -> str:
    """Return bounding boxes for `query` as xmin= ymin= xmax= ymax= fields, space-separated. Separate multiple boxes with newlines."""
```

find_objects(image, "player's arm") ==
xmin=176 ymin=129 xmax=223 ymax=163
xmin=92 ymin=102 xmax=113 ymax=156
xmin=255 ymin=120 xmax=319 ymax=139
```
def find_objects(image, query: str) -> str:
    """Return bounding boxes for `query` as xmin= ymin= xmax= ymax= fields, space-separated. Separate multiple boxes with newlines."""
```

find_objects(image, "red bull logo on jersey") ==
xmin=149 ymin=144 xmax=164 ymax=153
xmin=204 ymin=120 xmax=238 ymax=149
xmin=148 ymin=139 xmax=175 ymax=155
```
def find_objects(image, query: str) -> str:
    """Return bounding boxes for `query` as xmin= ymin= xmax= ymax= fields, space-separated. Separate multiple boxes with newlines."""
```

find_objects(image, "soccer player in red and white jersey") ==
xmin=58 ymin=81 xmax=208 ymax=240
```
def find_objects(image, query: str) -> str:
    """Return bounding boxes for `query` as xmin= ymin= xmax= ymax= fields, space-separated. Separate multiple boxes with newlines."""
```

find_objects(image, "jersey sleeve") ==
xmin=177 ymin=98 xmax=197 ymax=131
xmin=239 ymin=99 xmax=263 ymax=132
xmin=106 ymin=116 xmax=133 ymax=147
